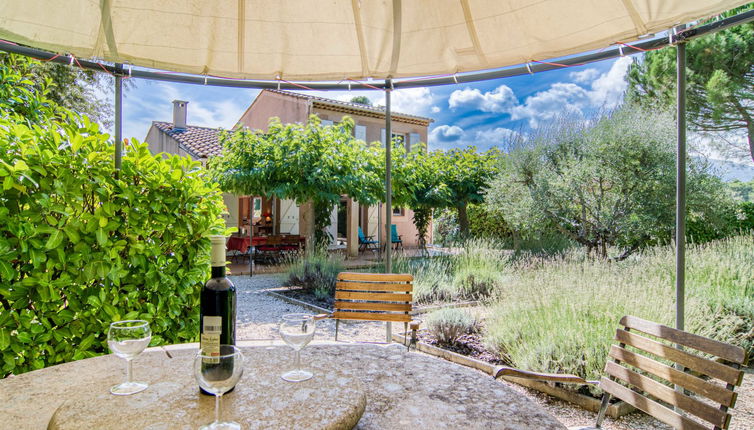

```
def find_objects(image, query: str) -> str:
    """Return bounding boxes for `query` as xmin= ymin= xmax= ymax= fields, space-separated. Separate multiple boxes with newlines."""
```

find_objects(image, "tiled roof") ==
xmin=153 ymin=121 xmax=224 ymax=158
xmin=264 ymin=89 xmax=434 ymax=124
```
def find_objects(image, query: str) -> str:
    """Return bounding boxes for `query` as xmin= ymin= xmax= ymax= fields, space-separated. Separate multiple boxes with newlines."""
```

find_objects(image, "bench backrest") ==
xmin=601 ymin=315 xmax=748 ymax=430
xmin=333 ymin=272 xmax=414 ymax=323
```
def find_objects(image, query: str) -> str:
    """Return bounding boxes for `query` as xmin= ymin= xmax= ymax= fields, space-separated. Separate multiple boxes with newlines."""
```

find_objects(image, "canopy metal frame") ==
xmin=0 ymin=10 xmax=751 ymax=91
xmin=1 ymin=9 xmax=753 ymax=334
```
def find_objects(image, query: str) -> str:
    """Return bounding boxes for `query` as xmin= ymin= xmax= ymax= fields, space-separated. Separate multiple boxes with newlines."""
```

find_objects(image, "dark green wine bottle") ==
xmin=199 ymin=235 xmax=237 ymax=395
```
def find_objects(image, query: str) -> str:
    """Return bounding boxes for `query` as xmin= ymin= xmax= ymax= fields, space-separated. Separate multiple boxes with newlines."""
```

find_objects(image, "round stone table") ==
xmin=0 ymin=341 xmax=567 ymax=429
xmin=48 ymin=344 xmax=366 ymax=430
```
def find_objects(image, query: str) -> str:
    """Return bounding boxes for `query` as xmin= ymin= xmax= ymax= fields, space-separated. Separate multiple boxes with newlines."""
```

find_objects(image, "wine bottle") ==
xmin=199 ymin=235 xmax=237 ymax=395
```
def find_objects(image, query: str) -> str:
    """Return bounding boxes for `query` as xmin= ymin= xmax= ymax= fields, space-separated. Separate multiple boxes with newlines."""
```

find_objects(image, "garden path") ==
xmin=232 ymin=274 xmax=387 ymax=343
xmin=232 ymin=274 xmax=754 ymax=430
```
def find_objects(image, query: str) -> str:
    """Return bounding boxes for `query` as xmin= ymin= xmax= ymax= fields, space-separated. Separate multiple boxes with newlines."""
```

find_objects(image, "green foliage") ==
xmin=425 ymin=308 xmax=479 ymax=346
xmin=467 ymin=204 xmax=511 ymax=241
xmin=486 ymin=105 xmax=731 ymax=259
xmin=484 ymin=235 xmax=754 ymax=395
xmin=727 ymin=179 xmax=754 ymax=202
xmin=349 ymin=96 xmax=372 ymax=106
xmin=391 ymin=143 xmax=450 ymax=248
xmin=286 ymin=248 xmax=344 ymax=300
xmin=627 ymin=7 xmax=754 ymax=160
xmin=437 ymin=147 xmax=500 ymax=237
xmin=0 ymin=54 xmax=227 ymax=377
xmin=210 ymin=116 xmax=383 ymax=246
xmin=0 ymin=52 xmax=118 ymax=128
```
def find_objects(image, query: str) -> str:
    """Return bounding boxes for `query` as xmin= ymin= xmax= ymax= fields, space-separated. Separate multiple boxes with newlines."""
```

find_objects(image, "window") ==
xmin=392 ymin=207 xmax=405 ymax=216
xmin=409 ymin=133 xmax=422 ymax=151
xmin=355 ymin=125 xmax=366 ymax=142
xmin=252 ymin=197 xmax=262 ymax=219
xmin=320 ymin=119 xmax=334 ymax=126
xmin=381 ymin=129 xmax=406 ymax=148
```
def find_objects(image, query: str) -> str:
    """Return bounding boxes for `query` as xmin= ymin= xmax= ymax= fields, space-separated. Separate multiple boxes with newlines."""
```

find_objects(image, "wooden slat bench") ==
xmin=325 ymin=272 xmax=421 ymax=349
xmin=578 ymin=315 xmax=748 ymax=430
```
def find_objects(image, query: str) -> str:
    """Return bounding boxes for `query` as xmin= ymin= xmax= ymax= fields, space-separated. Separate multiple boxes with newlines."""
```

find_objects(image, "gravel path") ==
xmin=232 ymin=274 xmax=388 ymax=343
xmin=230 ymin=275 xmax=754 ymax=430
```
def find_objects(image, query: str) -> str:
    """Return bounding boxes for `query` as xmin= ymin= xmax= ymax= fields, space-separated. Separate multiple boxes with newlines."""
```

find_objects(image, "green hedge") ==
xmin=0 ymin=54 xmax=226 ymax=377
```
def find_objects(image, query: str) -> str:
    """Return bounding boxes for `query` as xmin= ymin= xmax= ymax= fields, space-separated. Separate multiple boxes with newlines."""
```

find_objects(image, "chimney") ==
xmin=172 ymin=100 xmax=188 ymax=130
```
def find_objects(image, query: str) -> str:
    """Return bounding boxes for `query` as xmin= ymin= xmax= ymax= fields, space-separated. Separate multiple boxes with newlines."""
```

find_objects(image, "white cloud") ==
xmin=510 ymin=83 xmax=590 ymax=127
xmin=429 ymin=124 xmax=523 ymax=151
xmin=431 ymin=106 xmax=441 ymax=113
xmin=375 ymin=87 xmax=435 ymax=116
xmin=507 ymin=57 xmax=634 ymax=128
xmin=588 ymin=56 xmax=632 ymax=109
xmin=471 ymin=127 xmax=523 ymax=150
xmin=569 ymin=68 xmax=600 ymax=83
xmin=448 ymin=85 xmax=517 ymax=113
xmin=430 ymin=125 xmax=465 ymax=144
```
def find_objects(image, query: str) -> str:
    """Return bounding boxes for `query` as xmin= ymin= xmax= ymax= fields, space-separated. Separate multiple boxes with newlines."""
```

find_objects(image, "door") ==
xmin=278 ymin=199 xmax=299 ymax=235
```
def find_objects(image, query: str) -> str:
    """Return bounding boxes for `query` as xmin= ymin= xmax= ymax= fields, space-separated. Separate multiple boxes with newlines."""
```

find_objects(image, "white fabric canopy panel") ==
xmin=0 ymin=0 xmax=748 ymax=81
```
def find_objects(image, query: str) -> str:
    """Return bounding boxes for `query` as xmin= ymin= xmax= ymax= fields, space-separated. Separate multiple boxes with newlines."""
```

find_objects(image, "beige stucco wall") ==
xmin=145 ymin=123 xmax=196 ymax=159
xmin=222 ymin=193 xmax=240 ymax=232
xmin=314 ymin=106 xmax=428 ymax=148
xmin=236 ymin=91 xmax=310 ymax=131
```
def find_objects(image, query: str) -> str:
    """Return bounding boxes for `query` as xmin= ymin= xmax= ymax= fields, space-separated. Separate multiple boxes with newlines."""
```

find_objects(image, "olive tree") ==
xmin=486 ymin=105 xmax=731 ymax=259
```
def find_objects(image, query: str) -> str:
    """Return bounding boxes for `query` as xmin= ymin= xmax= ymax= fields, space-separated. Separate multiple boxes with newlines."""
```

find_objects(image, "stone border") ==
xmin=391 ymin=331 xmax=633 ymax=419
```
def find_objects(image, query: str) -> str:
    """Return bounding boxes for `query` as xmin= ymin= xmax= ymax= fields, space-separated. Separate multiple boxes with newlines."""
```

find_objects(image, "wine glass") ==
xmin=194 ymin=345 xmax=245 ymax=430
xmin=107 ymin=320 xmax=152 ymax=395
xmin=278 ymin=313 xmax=316 ymax=382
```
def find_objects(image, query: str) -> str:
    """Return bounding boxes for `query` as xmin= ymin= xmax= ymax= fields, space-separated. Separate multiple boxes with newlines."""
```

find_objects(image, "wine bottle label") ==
xmin=201 ymin=316 xmax=222 ymax=362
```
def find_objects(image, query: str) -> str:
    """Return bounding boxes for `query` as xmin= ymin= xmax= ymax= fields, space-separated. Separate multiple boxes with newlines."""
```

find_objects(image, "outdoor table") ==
xmin=227 ymin=236 xmax=251 ymax=253
xmin=0 ymin=341 xmax=567 ymax=430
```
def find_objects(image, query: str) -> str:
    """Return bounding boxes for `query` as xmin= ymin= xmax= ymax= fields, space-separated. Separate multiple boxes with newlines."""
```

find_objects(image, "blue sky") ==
xmin=119 ymin=57 xmax=625 ymax=149
xmin=117 ymin=55 xmax=754 ymax=180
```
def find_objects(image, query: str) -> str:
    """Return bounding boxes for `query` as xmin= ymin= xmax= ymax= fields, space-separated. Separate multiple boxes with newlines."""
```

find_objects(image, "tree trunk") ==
xmin=748 ymin=123 xmax=754 ymax=163
xmin=457 ymin=204 xmax=469 ymax=238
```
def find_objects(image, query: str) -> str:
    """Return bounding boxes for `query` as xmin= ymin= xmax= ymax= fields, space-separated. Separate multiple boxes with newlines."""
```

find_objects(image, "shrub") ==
xmin=484 ymin=235 xmax=754 ymax=396
xmin=286 ymin=248 xmax=343 ymax=299
xmin=451 ymin=238 xmax=507 ymax=300
xmin=393 ymin=254 xmax=454 ymax=303
xmin=0 ymin=55 xmax=227 ymax=377
xmin=425 ymin=308 xmax=478 ymax=345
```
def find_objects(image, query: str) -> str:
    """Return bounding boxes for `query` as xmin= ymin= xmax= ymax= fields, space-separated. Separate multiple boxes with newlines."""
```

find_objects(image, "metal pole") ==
xmin=675 ymin=41 xmax=686 ymax=332
xmin=385 ymin=79 xmax=393 ymax=274
xmin=114 ymin=63 xmax=123 ymax=171
xmin=385 ymin=78 xmax=393 ymax=343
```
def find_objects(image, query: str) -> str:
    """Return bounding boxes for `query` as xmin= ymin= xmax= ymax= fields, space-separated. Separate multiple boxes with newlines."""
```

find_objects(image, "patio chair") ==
xmin=495 ymin=315 xmax=749 ymax=430
xmin=318 ymin=272 xmax=421 ymax=350
xmin=390 ymin=224 xmax=403 ymax=250
xmin=358 ymin=227 xmax=378 ymax=253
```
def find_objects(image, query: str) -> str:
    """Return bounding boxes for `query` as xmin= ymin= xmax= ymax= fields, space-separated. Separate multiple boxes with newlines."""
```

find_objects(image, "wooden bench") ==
xmin=498 ymin=315 xmax=749 ymax=430
xmin=326 ymin=272 xmax=421 ymax=349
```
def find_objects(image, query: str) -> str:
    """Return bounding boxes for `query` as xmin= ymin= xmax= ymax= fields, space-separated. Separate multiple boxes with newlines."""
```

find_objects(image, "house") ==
xmin=144 ymin=91 xmax=434 ymax=256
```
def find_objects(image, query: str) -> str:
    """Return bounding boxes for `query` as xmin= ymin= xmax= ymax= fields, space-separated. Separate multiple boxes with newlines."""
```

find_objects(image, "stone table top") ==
xmin=0 ymin=341 xmax=567 ymax=430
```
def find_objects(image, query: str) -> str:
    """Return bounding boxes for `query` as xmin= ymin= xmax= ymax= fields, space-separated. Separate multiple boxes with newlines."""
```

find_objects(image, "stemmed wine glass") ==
xmin=278 ymin=313 xmax=316 ymax=382
xmin=194 ymin=345 xmax=245 ymax=430
xmin=107 ymin=320 xmax=152 ymax=395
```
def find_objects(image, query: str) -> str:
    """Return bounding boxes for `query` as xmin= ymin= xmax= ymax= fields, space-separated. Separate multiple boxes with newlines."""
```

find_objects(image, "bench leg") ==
xmin=404 ymin=322 xmax=409 ymax=350
xmin=595 ymin=392 xmax=611 ymax=428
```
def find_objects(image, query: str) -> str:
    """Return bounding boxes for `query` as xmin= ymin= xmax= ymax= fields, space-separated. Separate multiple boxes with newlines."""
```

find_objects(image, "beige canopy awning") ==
xmin=0 ymin=0 xmax=747 ymax=81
